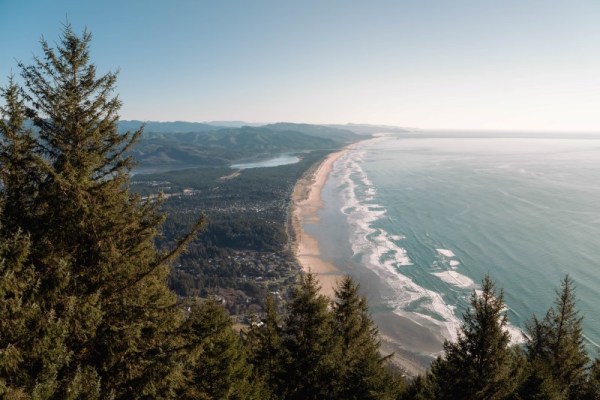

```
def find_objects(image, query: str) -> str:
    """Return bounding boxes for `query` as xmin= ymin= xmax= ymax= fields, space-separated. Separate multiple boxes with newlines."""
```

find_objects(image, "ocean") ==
xmin=309 ymin=132 xmax=600 ymax=356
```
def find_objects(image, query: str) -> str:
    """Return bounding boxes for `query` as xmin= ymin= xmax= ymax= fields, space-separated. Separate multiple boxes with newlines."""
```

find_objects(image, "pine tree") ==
xmin=0 ymin=227 xmax=57 ymax=398
xmin=179 ymin=299 xmax=265 ymax=400
xmin=332 ymin=275 xmax=402 ymax=400
xmin=280 ymin=272 xmax=340 ymax=400
xmin=2 ymin=58 xmax=102 ymax=400
xmin=0 ymin=25 xmax=203 ymax=398
xmin=245 ymin=294 xmax=283 ymax=399
xmin=522 ymin=275 xmax=589 ymax=399
xmin=583 ymin=357 xmax=600 ymax=400
xmin=0 ymin=80 xmax=41 ymax=234
xmin=427 ymin=275 xmax=518 ymax=400
xmin=401 ymin=374 xmax=436 ymax=400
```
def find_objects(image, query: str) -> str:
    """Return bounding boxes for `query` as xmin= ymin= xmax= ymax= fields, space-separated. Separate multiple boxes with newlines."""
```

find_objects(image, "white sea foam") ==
xmin=583 ymin=334 xmax=600 ymax=350
xmin=365 ymin=187 xmax=377 ymax=199
xmin=333 ymin=148 xmax=462 ymax=342
xmin=328 ymin=136 xmax=566 ymax=349
xmin=329 ymin=145 xmax=532 ymax=348
xmin=432 ymin=271 xmax=475 ymax=288
xmin=436 ymin=249 xmax=456 ymax=257
xmin=389 ymin=234 xmax=406 ymax=241
xmin=506 ymin=325 xmax=525 ymax=345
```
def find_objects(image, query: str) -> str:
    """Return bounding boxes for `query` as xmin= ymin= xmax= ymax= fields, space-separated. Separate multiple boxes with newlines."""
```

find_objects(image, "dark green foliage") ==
xmin=0 ymin=80 xmax=41 ymax=236
xmin=179 ymin=299 xmax=266 ymax=400
xmin=520 ymin=275 xmax=589 ymax=399
xmin=280 ymin=273 xmax=340 ymax=400
xmin=0 ymin=25 xmax=203 ymax=398
xmin=252 ymin=274 xmax=405 ymax=400
xmin=245 ymin=295 xmax=284 ymax=399
xmin=332 ymin=276 xmax=403 ymax=400
xmin=0 ymin=228 xmax=61 ymax=398
xmin=1 ymin=64 xmax=104 ymax=400
xmin=426 ymin=276 xmax=518 ymax=400
xmin=582 ymin=358 xmax=600 ymax=400
xmin=401 ymin=374 xmax=436 ymax=400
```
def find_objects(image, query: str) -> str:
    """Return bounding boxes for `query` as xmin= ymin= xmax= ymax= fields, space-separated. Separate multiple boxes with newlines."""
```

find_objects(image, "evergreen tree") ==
xmin=332 ymin=275 xmax=403 ymax=400
xmin=522 ymin=275 xmax=589 ymax=399
xmin=245 ymin=294 xmax=283 ymax=399
xmin=280 ymin=272 xmax=340 ymax=400
xmin=0 ymin=80 xmax=41 ymax=235
xmin=401 ymin=374 xmax=436 ymax=400
xmin=1 ymin=55 xmax=103 ymax=400
xmin=0 ymin=25 xmax=203 ymax=398
xmin=0 ymin=227 xmax=68 ymax=398
xmin=583 ymin=357 xmax=600 ymax=400
xmin=179 ymin=299 xmax=265 ymax=400
xmin=426 ymin=276 xmax=517 ymax=400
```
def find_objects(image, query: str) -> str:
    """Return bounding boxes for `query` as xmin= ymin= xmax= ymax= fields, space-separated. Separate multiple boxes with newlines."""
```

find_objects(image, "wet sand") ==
xmin=292 ymin=149 xmax=349 ymax=297
xmin=291 ymin=144 xmax=445 ymax=376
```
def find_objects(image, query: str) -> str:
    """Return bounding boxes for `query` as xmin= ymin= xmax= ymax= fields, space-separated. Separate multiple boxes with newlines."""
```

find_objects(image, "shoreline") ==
xmin=291 ymin=148 xmax=349 ymax=298
xmin=290 ymin=140 xmax=442 ymax=377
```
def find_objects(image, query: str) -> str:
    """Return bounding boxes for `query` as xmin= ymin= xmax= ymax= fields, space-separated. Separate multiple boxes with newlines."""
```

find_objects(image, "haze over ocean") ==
xmin=310 ymin=132 xmax=600 ymax=355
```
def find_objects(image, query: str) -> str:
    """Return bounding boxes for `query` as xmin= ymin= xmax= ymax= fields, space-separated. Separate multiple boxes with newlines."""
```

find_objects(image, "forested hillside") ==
xmin=126 ymin=122 xmax=354 ymax=168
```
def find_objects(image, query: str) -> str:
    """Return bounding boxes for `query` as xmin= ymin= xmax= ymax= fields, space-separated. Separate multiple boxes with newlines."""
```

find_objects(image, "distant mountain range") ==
xmin=118 ymin=120 xmax=413 ymax=136
xmin=122 ymin=121 xmax=364 ymax=168
xmin=12 ymin=120 xmax=413 ymax=168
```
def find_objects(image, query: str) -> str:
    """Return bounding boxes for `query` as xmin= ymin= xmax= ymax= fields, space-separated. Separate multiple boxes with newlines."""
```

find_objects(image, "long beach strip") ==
xmin=291 ymin=148 xmax=349 ymax=297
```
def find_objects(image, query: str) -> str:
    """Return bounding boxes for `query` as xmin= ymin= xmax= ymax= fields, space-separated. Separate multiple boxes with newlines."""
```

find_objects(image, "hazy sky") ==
xmin=1 ymin=0 xmax=600 ymax=131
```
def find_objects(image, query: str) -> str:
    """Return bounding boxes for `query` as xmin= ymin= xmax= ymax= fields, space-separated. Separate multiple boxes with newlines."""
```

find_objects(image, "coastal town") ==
xmin=130 ymin=149 xmax=339 ymax=317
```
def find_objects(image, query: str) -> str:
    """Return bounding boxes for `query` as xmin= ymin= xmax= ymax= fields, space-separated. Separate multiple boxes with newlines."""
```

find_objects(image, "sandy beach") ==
xmin=291 ymin=149 xmax=349 ymax=298
xmin=291 ymin=144 xmax=444 ymax=376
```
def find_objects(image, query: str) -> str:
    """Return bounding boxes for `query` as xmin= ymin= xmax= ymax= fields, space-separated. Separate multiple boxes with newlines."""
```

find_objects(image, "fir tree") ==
xmin=280 ymin=272 xmax=340 ymax=400
xmin=245 ymin=294 xmax=283 ymax=399
xmin=427 ymin=275 xmax=518 ymax=400
xmin=332 ymin=275 xmax=402 ymax=400
xmin=401 ymin=374 xmax=436 ymax=400
xmin=0 ymin=227 xmax=64 ymax=398
xmin=179 ymin=299 xmax=265 ymax=400
xmin=0 ymin=25 xmax=203 ymax=398
xmin=1 ymin=56 xmax=103 ymax=400
xmin=583 ymin=357 xmax=600 ymax=400
xmin=522 ymin=275 xmax=589 ymax=399
xmin=0 ymin=80 xmax=41 ymax=235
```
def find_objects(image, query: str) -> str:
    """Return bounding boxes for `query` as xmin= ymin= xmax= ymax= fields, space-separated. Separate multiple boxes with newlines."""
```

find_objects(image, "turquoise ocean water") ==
xmin=311 ymin=132 xmax=600 ymax=353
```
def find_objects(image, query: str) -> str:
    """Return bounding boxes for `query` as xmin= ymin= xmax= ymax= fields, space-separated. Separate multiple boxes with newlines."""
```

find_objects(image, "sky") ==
xmin=1 ymin=0 xmax=600 ymax=131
